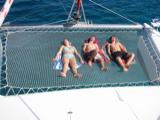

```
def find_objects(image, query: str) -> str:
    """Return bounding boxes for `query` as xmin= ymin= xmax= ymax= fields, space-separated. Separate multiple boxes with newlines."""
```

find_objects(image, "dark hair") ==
xmin=62 ymin=38 xmax=71 ymax=46
xmin=84 ymin=39 xmax=89 ymax=43
xmin=88 ymin=36 xmax=97 ymax=43
xmin=88 ymin=37 xmax=92 ymax=42
xmin=108 ymin=35 xmax=116 ymax=43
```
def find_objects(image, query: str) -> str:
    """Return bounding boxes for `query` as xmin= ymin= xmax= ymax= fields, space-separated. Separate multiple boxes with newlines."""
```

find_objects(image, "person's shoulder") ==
xmin=107 ymin=43 xmax=111 ymax=46
xmin=94 ymin=43 xmax=99 ymax=47
xmin=108 ymin=43 xmax=112 ymax=47
xmin=118 ymin=41 xmax=124 ymax=46
xmin=60 ymin=45 xmax=65 ymax=49
xmin=117 ymin=41 xmax=120 ymax=44
xmin=72 ymin=46 xmax=76 ymax=49
xmin=85 ymin=43 xmax=90 ymax=46
xmin=61 ymin=45 xmax=65 ymax=47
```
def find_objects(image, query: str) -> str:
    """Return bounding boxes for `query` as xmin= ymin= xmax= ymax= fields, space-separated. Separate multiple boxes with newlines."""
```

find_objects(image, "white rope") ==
xmin=67 ymin=0 xmax=76 ymax=21
xmin=40 ymin=19 xmax=67 ymax=26
xmin=89 ymin=0 xmax=139 ymax=25
xmin=0 ymin=0 xmax=14 ymax=26
xmin=67 ymin=0 xmax=87 ymax=23
xmin=18 ymin=96 xmax=41 ymax=120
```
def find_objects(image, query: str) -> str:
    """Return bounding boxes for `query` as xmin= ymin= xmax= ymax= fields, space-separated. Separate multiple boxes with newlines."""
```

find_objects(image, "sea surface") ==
xmin=0 ymin=0 xmax=160 ymax=25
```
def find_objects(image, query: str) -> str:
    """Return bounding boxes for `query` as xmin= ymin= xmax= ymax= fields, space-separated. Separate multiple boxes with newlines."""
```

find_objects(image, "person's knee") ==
xmin=116 ymin=57 xmax=121 ymax=61
xmin=70 ymin=59 xmax=77 ymax=65
xmin=63 ymin=62 xmax=69 ymax=67
xmin=127 ymin=53 xmax=134 ymax=59
xmin=100 ymin=58 xmax=104 ymax=62
xmin=132 ymin=53 xmax=135 ymax=58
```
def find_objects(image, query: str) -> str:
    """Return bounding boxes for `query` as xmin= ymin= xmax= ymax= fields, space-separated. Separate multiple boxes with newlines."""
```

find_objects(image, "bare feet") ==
xmin=123 ymin=67 xmax=128 ymax=72
xmin=101 ymin=67 xmax=108 ymax=71
xmin=59 ymin=72 xmax=66 ymax=78
xmin=88 ymin=61 xmax=93 ymax=67
xmin=131 ymin=59 xmax=136 ymax=64
xmin=74 ymin=72 xmax=82 ymax=78
xmin=125 ymin=64 xmax=130 ymax=69
xmin=126 ymin=59 xmax=136 ymax=68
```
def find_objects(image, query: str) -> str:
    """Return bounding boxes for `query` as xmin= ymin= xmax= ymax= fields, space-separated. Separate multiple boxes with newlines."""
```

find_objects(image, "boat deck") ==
xmin=1 ymin=27 xmax=158 ymax=95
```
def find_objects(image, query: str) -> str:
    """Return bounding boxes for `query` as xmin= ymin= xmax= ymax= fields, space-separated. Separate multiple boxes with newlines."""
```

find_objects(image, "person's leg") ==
xmin=87 ymin=50 xmax=97 ymax=66
xmin=83 ymin=52 xmax=93 ymax=66
xmin=126 ymin=53 xmax=135 ymax=68
xmin=95 ymin=53 xmax=107 ymax=71
xmin=70 ymin=57 xmax=82 ymax=78
xmin=60 ymin=57 xmax=69 ymax=77
xmin=83 ymin=53 xmax=88 ymax=64
xmin=99 ymin=48 xmax=110 ymax=63
xmin=99 ymin=57 xmax=107 ymax=71
xmin=88 ymin=60 xmax=93 ymax=66
xmin=116 ymin=57 xmax=128 ymax=72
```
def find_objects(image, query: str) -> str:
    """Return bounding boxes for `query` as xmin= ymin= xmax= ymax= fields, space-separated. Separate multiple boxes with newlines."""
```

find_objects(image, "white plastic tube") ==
xmin=0 ymin=0 xmax=14 ymax=27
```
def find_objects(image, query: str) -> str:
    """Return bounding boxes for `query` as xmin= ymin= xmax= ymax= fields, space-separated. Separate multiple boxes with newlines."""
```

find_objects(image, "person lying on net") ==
xmin=82 ymin=36 xmax=107 ymax=71
xmin=53 ymin=38 xmax=84 ymax=78
xmin=107 ymin=35 xmax=135 ymax=72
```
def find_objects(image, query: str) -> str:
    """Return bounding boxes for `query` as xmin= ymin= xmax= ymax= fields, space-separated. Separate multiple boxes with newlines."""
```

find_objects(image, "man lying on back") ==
xmin=107 ymin=35 xmax=135 ymax=72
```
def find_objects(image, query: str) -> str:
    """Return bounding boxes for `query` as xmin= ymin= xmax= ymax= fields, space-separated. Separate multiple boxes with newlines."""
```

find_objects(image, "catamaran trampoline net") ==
xmin=0 ymin=27 xmax=159 ymax=96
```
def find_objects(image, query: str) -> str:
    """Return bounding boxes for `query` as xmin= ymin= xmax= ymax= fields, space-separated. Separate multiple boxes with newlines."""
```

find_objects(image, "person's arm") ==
xmin=95 ymin=44 xmax=100 ymax=52
xmin=119 ymin=42 xmax=127 ymax=52
xmin=101 ymin=42 xmax=108 ymax=49
xmin=99 ymin=48 xmax=111 ymax=64
xmin=74 ymin=47 xmax=84 ymax=64
xmin=82 ymin=43 xmax=87 ymax=52
xmin=100 ymin=43 xmax=111 ymax=63
xmin=107 ymin=44 xmax=113 ymax=59
xmin=52 ymin=46 xmax=64 ymax=62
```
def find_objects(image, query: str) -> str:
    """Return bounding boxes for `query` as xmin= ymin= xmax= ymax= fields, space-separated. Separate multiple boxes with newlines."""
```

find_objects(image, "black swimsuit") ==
xmin=112 ymin=51 xmax=128 ymax=60
xmin=83 ymin=50 xmax=97 ymax=62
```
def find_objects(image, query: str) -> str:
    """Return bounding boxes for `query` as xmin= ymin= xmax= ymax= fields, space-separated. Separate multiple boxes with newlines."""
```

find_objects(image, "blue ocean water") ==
xmin=0 ymin=0 xmax=160 ymax=25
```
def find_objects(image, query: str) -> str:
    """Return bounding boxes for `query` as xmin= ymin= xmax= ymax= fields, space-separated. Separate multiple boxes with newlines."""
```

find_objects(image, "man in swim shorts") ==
xmin=107 ymin=35 xmax=135 ymax=72
xmin=83 ymin=36 xmax=107 ymax=71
